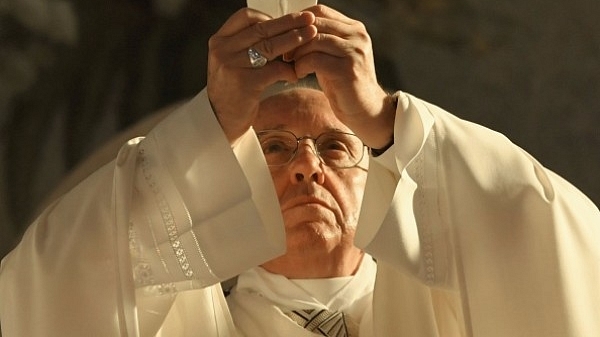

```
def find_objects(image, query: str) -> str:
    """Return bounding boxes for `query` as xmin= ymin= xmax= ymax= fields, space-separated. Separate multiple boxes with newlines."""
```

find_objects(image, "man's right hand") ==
xmin=207 ymin=8 xmax=317 ymax=144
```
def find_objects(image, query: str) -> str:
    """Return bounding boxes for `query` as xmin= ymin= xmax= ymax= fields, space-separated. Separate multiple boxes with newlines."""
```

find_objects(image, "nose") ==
xmin=288 ymin=142 xmax=325 ymax=184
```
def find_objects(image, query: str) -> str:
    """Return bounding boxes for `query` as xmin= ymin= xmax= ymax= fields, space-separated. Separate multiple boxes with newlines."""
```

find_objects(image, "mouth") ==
xmin=281 ymin=196 xmax=331 ymax=212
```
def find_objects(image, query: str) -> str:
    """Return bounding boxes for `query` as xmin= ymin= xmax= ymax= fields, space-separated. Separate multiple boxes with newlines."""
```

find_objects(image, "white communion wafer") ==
xmin=247 ymin=0 xmax=318 ymax=18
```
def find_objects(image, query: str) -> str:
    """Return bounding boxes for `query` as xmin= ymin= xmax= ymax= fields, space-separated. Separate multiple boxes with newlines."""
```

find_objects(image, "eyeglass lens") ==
xmin=257 ymin=130 xmax=364 ymax=168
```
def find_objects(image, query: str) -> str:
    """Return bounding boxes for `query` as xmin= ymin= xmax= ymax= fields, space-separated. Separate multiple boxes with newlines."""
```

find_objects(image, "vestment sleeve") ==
xmin=129 ymin=88 xmax=284 ymax=291
xmin=0 ymin=88 xmax=284 ymax=336
xmin=355 ymin=91 xmax=600 ymax=336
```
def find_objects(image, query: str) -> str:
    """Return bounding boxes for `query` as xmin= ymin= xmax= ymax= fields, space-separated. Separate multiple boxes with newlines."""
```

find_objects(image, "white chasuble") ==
xmin=1 ymin=87 xmax=599 ymax=336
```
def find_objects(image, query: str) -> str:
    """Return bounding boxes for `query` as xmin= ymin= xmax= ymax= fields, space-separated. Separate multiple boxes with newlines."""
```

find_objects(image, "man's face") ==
xmin=253 ymin=88 xmax=368 ymax=278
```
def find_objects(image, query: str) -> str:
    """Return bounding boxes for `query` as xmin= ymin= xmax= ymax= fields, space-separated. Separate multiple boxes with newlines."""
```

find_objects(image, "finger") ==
xmin=312 ymin=16 xmax=363 ymax=37
xmin=216 ymin=26 xmax=317 ymax=68
xmin=294 ymin=51 xmax=346 ymax=79
xmin=247 ymin=24 xmax=317 ymax=62
xmin=216 ymin=8 xmax=272 ymax=36
xmin=288 ymin=16 xmax=372 ymax=61
xmin=232 ymin=12 xmax=315 ymax=52
xmin=215 ymin=25 xmax=317 ymax=69
xmin=212 ymin=12 xmax=316 ymax=66
xmin=302 ymin=4 xmax=356 ymax=25
xmin=262 ymin=60 xmax=300 ymax=84
xmin=238 ymin=60 xmax=299 ymax=89
xmin=209 ymin=25 xmax=316 ymax=69
xmin=291 ymin=33 xmax=351 ymax=60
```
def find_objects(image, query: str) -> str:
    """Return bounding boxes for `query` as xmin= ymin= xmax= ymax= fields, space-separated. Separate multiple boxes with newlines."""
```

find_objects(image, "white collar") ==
xmin=233 ymin=254 xmax=377 ymax=315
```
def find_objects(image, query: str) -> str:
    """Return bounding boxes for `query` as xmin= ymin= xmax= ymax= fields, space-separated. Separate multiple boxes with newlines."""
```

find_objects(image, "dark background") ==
xmin=1 ymin=0 xmax=599 ymax=262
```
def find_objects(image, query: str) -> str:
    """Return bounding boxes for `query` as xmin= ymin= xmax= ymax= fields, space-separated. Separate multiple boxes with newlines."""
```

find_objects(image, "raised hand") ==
xmin=207 ymin=8 xmax=317 ymax=143
xmin=292 ymin=5 xmax=396 ymax=149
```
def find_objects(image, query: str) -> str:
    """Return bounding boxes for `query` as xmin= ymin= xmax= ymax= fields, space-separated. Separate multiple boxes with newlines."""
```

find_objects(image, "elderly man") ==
xmin=1 ymin=3 xmax=599 ymax=337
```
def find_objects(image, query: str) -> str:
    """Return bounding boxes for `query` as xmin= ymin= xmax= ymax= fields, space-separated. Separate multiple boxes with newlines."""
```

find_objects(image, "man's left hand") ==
xmin=291 ymin=5 xmax=396 ymax=149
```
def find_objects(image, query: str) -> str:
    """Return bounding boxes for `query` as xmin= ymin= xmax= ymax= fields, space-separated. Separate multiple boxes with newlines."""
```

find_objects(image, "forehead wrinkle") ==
xmin=255 ymin=89 xmax=352 ymax=134
xmin=256 ymin=111 xmax=351 ymax=135
xmin=261 ymin=124 xmax=287 ymax=131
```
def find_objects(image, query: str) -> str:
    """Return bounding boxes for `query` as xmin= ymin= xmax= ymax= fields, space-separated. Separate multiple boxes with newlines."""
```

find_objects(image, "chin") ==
xmin=285 ymin=227 xmax=341 ymax=252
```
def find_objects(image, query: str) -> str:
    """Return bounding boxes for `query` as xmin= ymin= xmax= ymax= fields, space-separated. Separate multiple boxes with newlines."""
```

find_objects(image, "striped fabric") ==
xmin=287 ymin=309 xmax=350 ymax=337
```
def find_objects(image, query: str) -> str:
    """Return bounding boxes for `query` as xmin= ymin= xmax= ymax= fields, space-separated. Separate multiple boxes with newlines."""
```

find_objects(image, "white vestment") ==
xmin=1 ymin=88 xmax=599 ymax=336
xmin=227 ymin=254 xmax=377 ymax=336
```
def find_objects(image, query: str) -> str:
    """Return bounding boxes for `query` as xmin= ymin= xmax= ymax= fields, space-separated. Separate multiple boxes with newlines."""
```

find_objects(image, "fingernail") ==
xmin=282 ymin=52 xmax=293 ymax=62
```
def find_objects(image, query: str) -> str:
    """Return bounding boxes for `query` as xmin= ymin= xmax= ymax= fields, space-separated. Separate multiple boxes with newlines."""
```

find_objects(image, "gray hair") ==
xmin=260 ymin=74 xmax=322 ymax=100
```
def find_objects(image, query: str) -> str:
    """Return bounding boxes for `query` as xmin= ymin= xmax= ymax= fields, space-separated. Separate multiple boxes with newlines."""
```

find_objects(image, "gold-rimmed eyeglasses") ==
xmin=256 ymin=129 xmax=365 ymax=168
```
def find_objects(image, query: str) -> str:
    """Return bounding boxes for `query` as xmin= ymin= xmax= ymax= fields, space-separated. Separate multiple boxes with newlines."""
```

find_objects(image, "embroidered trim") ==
xmin=183 ymin=206 xmax=218 ymax=280
xmin=139 ymin=147 xmax=195 ymax=279
xmin=129 ymin=223 xmax=154 ymax=286
xmin=412 ymin=130 xmax=436 ymax=285
xmin=147 ymin=212 xmax=171 ymax=275
xmin=129 ymin=221 xmax=178 ymax=294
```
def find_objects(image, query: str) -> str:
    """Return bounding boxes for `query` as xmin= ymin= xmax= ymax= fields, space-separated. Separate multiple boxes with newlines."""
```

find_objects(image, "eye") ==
xmin=260 ymin=137 xmax=295 ymax=155
xmin=318 ymin=136 xmax=351 ymax=159
xmin=320 ymin=139 xmax=348 ymax=152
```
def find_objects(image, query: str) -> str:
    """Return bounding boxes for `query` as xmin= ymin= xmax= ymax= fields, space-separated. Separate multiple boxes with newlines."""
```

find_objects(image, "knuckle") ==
xmin=258 ymin=39 xmax=274 ymax=58
xmin=208 ymin=37 xmax=226 ymax=61
xmin=358 ymin=31 xmax=371 ymax=44
xmin=315 ymin=32 xmax=325 ymax=42
xmin=238 ymin=7 xmax=251 ymax=16
xmin=253 ymin=22 xmax=270 ymax=39
xmin=356 ymin=21 xmax=367 ymax=33
xmin=239 ymin=8 xmax=260 ymax=25
xmin=314 ymin=4 xmax=327 ymax=15
xmin=292 ymin=29 xmax=305 ymax=43
xmin=353 ymin=27 xmax=371 ymax=46
xmin=208 ymin=35 xmax=219 ymax=49
xmin=352 ymin=22 xmax=369 ymax=39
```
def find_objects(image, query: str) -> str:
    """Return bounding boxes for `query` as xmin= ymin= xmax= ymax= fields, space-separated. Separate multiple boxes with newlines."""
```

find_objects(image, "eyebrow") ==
xmin=265 ymin=124 xmax=286 ymax=130
xmin=256 ymin=125 xmax=346 ymax=133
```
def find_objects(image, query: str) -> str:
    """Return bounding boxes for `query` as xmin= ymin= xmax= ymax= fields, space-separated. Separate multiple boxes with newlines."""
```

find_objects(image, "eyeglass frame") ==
xmin=255 ymin=129 xmax=367 ymax=169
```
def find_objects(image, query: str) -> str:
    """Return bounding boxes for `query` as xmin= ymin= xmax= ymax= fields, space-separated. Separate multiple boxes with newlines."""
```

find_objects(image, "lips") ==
xmin=280 ymin=196 xmax=332 ymax=212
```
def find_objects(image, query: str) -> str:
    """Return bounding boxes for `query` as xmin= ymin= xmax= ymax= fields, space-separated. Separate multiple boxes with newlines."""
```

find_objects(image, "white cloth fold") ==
xmin=228 ymin=255 xmax=376 ymax=336
xmin=232 ymin=254 xmax=376 ymax=314
xmin=2 ymin=87 xmax=599 ymax=337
